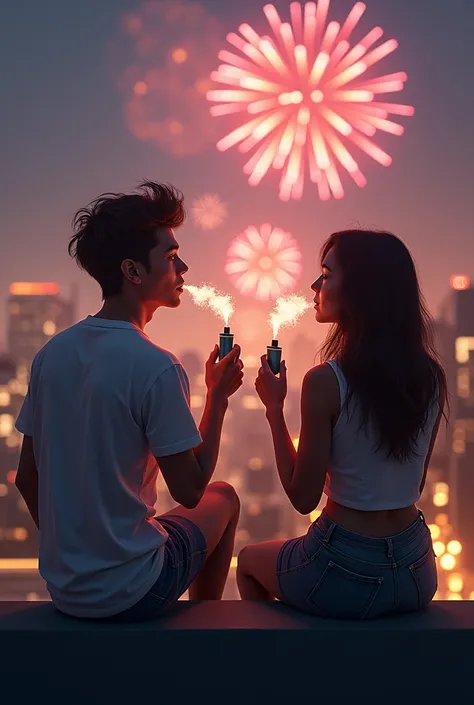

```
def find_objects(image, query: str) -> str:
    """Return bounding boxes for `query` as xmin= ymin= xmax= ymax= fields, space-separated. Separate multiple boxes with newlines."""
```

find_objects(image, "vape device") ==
xmin=219 ymin=326 xmax=234 ymax=360
xmin=267 ymin=339 xmax=282 ymax=375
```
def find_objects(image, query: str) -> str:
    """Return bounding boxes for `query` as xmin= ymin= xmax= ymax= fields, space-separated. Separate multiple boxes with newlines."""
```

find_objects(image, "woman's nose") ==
xmin=311 ymin=278 xmax=321 ymax=292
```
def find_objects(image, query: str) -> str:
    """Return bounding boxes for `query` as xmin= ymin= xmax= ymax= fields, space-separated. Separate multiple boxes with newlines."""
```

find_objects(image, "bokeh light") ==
xmin=192 ymin=194 xmax=228 ymax=230
xmin=439 ymin=553 xmax=456 ymax=571
xmin=450 ymin=274 xmax=470 ymax=291
xmin=225 ymin=224 xmax=302 ymax=300
xmin=172 ymin=47 xmax=188 ymax=64
xmin=447 ymin=574 xmax=464 ymax=593
xmin=208 ymin=0 xmax=414 ymax=200
xmin=117 ymin=1 xmax=223 ymax=156
xmin=428 ymin=523 xmax=440 ymax=540
xmin=447 ymin=540 xmax=462 ymax=556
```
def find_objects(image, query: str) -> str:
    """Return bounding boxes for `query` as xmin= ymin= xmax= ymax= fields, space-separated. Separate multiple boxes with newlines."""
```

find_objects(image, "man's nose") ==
xmin=179 ymin=258 xmax=189 ymax=274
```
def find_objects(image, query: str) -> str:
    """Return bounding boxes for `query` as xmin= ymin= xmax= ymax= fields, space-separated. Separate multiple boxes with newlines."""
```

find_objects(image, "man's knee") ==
xmin=207 ymin=481 xmax=240 ymax=517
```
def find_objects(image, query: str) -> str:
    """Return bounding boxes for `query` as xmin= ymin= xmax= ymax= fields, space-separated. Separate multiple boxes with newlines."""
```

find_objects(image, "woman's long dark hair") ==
xmin=320 ymin=230 xmax=447 ymax=462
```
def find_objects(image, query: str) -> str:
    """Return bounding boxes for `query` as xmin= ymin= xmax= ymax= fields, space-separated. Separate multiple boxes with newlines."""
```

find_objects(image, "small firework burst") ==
xmin=225 ymin=224 xmax=302 ymax=300
xmin=192 ymin=194 xmax=228 ymax=230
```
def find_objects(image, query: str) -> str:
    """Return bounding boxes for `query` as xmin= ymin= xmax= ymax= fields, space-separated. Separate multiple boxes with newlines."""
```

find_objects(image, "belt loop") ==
xmin=324 ymin=521 xmax=336 ymax=545
xmin=386 ymin=537 xmax=394 ymax=559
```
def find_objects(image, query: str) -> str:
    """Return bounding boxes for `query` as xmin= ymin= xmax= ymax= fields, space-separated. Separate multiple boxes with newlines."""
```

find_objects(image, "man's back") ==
xmin=15 ymin=316 xmax=202 ymax=617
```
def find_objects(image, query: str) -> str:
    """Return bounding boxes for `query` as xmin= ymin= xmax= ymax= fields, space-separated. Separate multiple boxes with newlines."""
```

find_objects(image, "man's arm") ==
xmin=16 ymin=435 xmax=39 ymax=529
xmin=157 ymin=391 xmax=228 ymax=508
xmin=156 ymin=346 xmax=243 ymax=508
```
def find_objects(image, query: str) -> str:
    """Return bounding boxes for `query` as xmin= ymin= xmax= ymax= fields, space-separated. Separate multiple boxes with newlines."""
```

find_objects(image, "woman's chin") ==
xmin=315 ymin=308 xmax=331 ymax=324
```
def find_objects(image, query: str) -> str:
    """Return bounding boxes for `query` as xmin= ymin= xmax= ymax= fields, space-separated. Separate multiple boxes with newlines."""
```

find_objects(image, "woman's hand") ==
xmin=255 ymin=355 xmax=287 ymax=413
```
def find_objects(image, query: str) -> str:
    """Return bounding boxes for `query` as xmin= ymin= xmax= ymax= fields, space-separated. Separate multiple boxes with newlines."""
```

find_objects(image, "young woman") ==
xmin=237 ymin=230 xmax=446 ymax=619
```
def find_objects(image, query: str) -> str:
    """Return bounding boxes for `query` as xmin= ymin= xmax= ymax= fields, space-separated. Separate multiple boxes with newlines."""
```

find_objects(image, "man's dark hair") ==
xmin=68 ymin=181 xmax=186 ymax=299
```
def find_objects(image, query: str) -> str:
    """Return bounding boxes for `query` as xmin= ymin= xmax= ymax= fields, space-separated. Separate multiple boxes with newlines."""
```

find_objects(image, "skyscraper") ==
xmin=450 ymin=281 xmax=474 ymax=571
xmin=0 ymin=354 xmax=38 ymax=558
xmin=7 ymin=282 xmax=77 ymax=371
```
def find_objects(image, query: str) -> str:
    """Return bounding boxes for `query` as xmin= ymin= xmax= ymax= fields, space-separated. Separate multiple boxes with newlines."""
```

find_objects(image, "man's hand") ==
xmin=205 ymin=344 xmax=244 ymax=401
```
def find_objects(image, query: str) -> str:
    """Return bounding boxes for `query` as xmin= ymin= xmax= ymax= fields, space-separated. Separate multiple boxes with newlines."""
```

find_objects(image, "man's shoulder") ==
xmin=133 ymin=334 xmax=179 ymax=368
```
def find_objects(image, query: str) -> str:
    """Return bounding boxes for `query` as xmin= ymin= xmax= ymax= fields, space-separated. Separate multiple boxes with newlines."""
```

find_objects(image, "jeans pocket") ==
xmin=307 ymin=560 xmax=383 ymax=620
xmin=409 ymin=548 xmax=438 ymax=608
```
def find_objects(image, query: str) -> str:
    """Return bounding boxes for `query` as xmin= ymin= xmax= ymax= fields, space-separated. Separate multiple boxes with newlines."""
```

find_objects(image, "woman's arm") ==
xmin=257 ymin=359 xmax=338 ymax=515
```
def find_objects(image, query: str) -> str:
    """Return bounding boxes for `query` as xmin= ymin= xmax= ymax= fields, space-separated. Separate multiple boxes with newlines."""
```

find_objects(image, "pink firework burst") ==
xmin=207 ymin=1 xmax=414 ymax=201
xmin=225 ymin=224 xmax=302 ymax=300
xmin=192 ymin=194 xmax=228 ymax=230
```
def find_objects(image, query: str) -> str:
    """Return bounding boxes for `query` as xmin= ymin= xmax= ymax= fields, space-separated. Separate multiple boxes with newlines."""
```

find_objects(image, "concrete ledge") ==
xmin=1 ymin=600 xmax=473 ymax=704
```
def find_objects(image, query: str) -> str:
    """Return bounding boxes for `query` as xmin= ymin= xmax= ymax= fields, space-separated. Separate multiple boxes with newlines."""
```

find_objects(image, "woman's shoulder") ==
xmin=301 ymin=363 xmax=340 ymax=420
xmin=303 ymin=363 xmax=341 ymax=397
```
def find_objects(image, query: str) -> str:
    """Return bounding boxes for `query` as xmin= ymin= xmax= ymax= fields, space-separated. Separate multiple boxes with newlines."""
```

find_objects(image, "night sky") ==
xmin=1 ymin=0 xmax=473 ymax=372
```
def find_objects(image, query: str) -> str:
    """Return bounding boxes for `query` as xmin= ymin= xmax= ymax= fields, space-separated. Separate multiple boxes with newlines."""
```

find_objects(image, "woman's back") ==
xmin=325 ymin=359 xmax=439 ymax=511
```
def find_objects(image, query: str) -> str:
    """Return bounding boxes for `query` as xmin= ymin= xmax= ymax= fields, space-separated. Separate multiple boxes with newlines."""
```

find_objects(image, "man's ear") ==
xmin=121 ymin=260 xmax=141 ymax=284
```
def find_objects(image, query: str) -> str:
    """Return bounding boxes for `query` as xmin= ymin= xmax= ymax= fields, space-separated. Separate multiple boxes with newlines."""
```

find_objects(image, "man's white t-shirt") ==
xmin=15 ymin=316 xmax=202 ymax=618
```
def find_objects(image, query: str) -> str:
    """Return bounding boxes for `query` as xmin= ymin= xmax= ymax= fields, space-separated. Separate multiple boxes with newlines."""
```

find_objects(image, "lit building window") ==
xmin=242 ymin=355 xmax=259 ymax=369
xmin=248 ymin=502 xmax=261 ymax=516
xmin=0 ymin=414 xmax=14 ymax=437
xmin=0 ymin=483 xmax=8 ymax=497
xmin=17 ymin=365 xmax=28 ymax=383
xmin=248 ymin=457 xmax=263 ymax=470
xmin=447 ymin=574 xmax=464 ymax=593
xmin=435 ymin=513 xmax=448 ymax=526
xmin=457 ymin=368 xmax=470 ymax=399
xmin=453 ymin=439 xmax=466 ymax=455
xmin=433 ymin=481 xmax=449 ymax=507
xmin=228 ymin=474 xmax=242 ymax=490
xmin=190 ymin=395 xmax=204 ymax=409
xmin=0 ymin=389 xmax=11 ymax=406
xmin=236 ymin=529 xmax=250 ymax=543
xmin=242 ymin=395 xmax=259 ymax=410
xmin=13 ymin=527 xmax=28 ymax=541
xmin=455 ymin=337 xmax=474 ymax=364
xmin=6 ymin=434 xmax=21 ymax=448
xmin=43 ymin=320 xmax=57 ymax=336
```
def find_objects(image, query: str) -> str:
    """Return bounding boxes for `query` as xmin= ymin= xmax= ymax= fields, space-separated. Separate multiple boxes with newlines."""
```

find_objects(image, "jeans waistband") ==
xmin=313 ymin=509 xmax=428 ymax=558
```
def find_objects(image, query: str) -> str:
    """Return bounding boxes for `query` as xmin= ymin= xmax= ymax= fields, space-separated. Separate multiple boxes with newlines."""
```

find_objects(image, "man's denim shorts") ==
xmin=276 ymin=509 xmax=437 ymax=619
xmin=112 ymin=515 xmax=207 ymax=622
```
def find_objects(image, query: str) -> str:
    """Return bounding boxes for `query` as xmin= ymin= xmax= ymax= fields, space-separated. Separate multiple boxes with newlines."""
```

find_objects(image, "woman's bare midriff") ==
xmin=324 ymin=498 xmax=420 ymax=538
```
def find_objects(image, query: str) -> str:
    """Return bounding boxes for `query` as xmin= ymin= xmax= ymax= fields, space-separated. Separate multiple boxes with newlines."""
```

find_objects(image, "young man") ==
xmin=15 ymin=182 xmax=243 ymax=620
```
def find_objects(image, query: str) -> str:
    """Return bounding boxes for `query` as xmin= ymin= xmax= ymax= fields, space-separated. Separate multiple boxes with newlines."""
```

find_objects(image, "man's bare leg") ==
xmin=160 ymin=481 xmax=240 ymax=600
